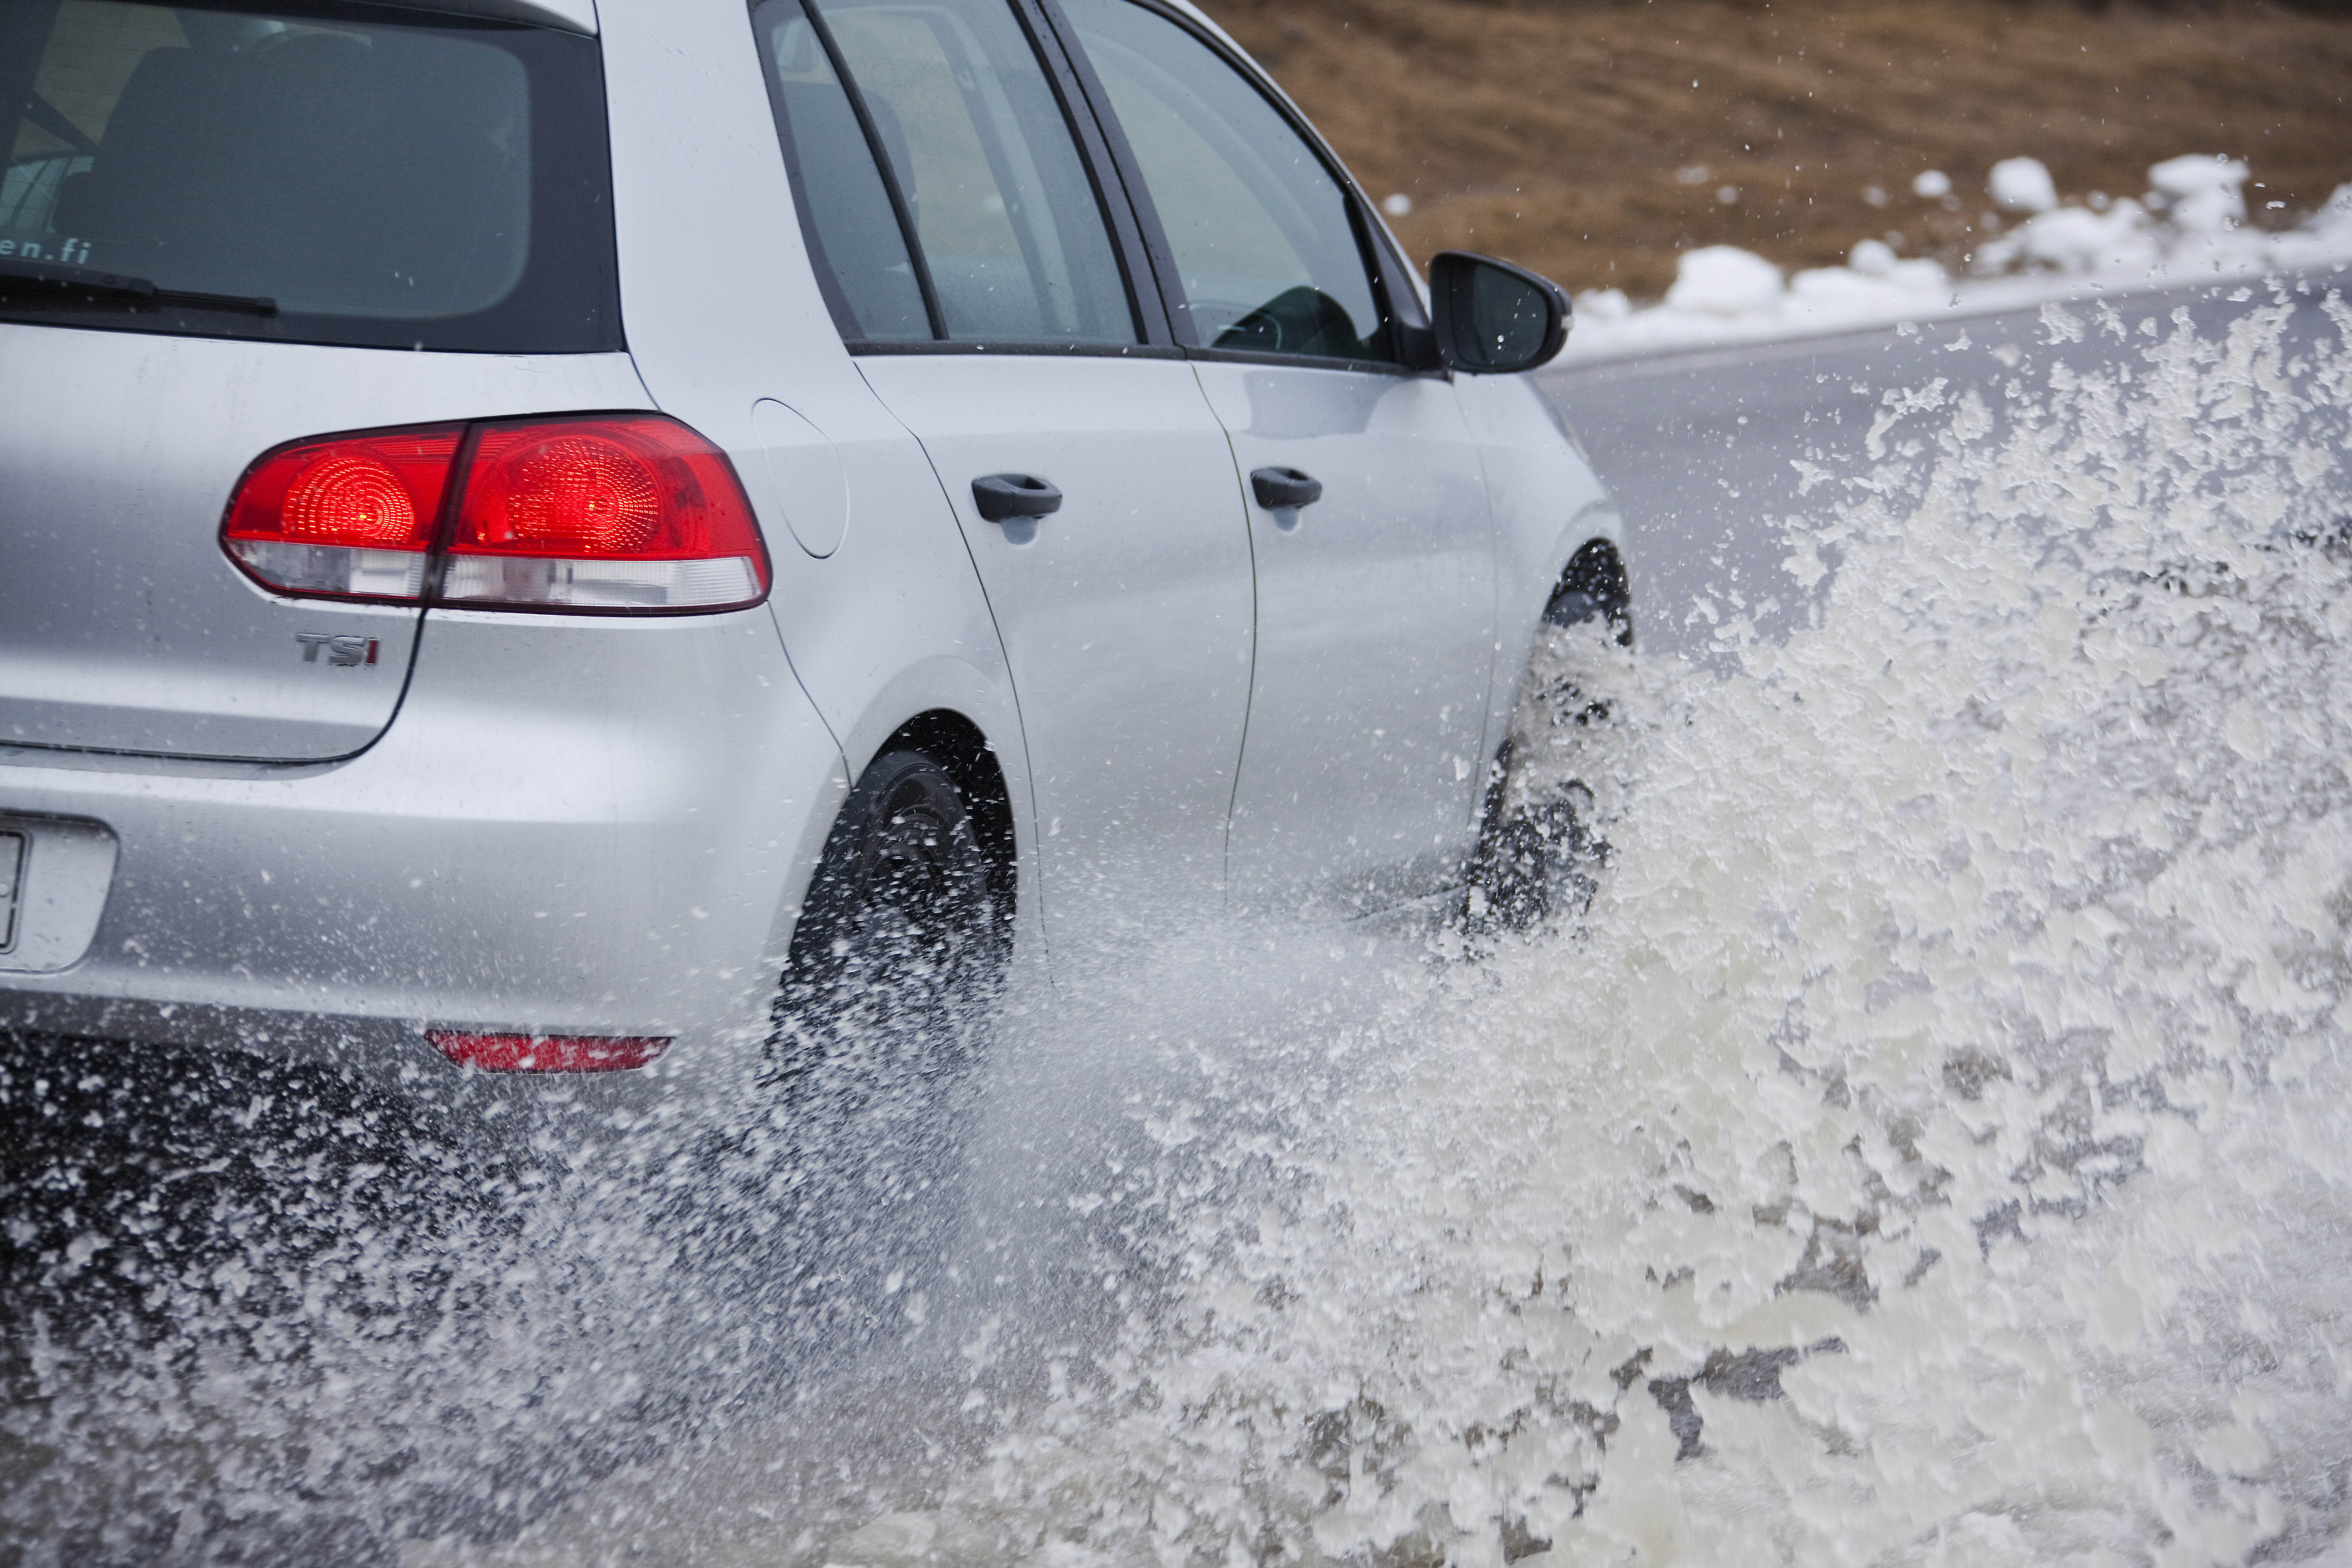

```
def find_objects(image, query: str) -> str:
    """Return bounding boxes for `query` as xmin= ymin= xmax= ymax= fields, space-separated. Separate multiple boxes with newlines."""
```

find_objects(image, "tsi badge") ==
xmin=295 ymin=632 xmax=380 ymax=668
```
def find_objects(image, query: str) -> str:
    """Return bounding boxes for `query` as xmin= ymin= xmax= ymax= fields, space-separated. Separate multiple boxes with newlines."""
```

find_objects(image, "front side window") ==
xmin=757 ymin=0 xmax=1135 ymax=346
xmin=1056 ymin=0 xmax=1391 ymax=363
xmin=0 ymin=0 xmax=618 ymax=352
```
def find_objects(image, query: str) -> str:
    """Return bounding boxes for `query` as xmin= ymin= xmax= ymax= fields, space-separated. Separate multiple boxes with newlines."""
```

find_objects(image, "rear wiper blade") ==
xmin=0 ymin=259 xmax=276 ymax=315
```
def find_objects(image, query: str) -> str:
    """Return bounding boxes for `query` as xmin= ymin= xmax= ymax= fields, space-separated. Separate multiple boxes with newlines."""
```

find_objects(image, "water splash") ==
xmin=678 ymin=287 xmax=2350 ymax=1568
xmin=11 ymin=288 xmax=2352 ymax=1567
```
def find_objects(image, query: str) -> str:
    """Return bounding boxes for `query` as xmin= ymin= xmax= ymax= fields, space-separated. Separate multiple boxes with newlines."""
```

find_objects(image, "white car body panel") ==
xmin=1199 ymin=361 xmax=1498 ymax=910
xmin=857 ymin=353 xmax=1253 ymax=942
xmin=0 ymin=608 xmax=838 ymax=1118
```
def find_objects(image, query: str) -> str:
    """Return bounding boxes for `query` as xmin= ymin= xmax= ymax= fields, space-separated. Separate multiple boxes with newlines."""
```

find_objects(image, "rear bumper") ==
xmin=0 ymin=606 xmax=846 ymax=1105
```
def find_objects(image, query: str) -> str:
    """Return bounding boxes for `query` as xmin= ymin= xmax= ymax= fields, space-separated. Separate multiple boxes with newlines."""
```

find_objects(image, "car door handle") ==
xmin=1250 ymin=466 xmax=1323 ymax=510
xmin=972 ymin=473 xmax=1063 ymax=523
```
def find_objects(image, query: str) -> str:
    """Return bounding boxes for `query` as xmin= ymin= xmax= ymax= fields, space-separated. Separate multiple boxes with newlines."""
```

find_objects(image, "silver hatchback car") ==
xmin=0 ymin=0 xmax=1623 ymax=1134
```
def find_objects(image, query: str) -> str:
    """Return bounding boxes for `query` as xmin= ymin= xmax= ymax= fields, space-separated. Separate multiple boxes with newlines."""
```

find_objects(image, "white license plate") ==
xmin=0 ymin=819 xmax=115 ymax=974
xmin=0 ymin=830 xmax=22 ymax=952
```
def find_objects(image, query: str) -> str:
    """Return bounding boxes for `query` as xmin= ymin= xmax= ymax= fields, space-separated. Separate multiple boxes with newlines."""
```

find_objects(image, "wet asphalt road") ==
xmin=1539 ymin=265 xmax=2352 ymax=659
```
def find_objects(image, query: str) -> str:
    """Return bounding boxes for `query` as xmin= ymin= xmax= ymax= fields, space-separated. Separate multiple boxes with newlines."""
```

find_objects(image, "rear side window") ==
xmin=754 ymin=0 xmax=1137 ymax=348
xmin=0 ymin=0 xmax=619 ymax=352
xmin=756 ymin=0 xmax=931 ymax=341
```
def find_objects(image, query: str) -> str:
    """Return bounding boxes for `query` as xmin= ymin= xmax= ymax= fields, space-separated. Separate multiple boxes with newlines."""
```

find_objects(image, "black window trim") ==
xmin=749 ymin=0 xmax=887 ymax=341
xmin=847 ymin=337 xmax=1183 ymax=357
xmin=758 ymin=0 xmax=949 ymax=340
xmin=753 ymin=0 xmax=1422 ymax=369
xmin=1029 ymin=0 xmax=1429 ymax=377
xmin=1008 ymin=0 xmax=1170 ymax=346
xmin=754 ymin=0 xmax=1158 ymax=351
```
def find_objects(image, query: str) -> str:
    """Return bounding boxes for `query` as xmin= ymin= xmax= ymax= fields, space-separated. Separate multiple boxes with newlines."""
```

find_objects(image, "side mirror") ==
xmin=1428 ymin=251 xmax=1571 ymax=374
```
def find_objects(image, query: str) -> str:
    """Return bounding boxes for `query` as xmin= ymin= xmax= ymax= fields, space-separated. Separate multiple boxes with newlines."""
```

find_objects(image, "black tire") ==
xmin=1458 ymin=601 xmax=1622 ymax=940
xmin=1459 ymin=736 xmax=1600 ymax=936
xmin=767 ymin=748 xmax=1010 ymax=1189
xmin=1457 ymin=544 xmax=1630 ymax=939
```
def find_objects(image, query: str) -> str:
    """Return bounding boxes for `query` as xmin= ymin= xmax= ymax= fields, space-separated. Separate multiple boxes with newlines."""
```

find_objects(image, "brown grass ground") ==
xmin=1197 ymin=0 xmax=2352 ymax=297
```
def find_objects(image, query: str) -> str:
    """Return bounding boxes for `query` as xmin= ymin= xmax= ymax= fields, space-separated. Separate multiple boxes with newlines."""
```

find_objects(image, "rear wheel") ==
xmin=767 ymin=748 xmax=1010 ymax=1195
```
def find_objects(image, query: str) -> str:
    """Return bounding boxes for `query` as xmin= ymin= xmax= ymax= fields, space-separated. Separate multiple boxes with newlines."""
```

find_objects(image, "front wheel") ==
xmin=1459 ymin=614 xmax=1630 ymax=938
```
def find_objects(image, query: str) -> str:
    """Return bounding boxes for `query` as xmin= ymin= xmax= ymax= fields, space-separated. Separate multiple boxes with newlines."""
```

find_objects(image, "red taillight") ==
xmin=220 ymin=414 xmax=769 ymax=613
xmin=429 ymin=1031 xmax=672 ymax=1073
xmin=444 ymin=417 xmax=769 ymax=611
xmin=475 ymin=432 xmax=663 ymax=552
xmin=286 ymin=455 xmax=428 ymax=544
xmin=223 ymin=428 xmax=460 ymax=601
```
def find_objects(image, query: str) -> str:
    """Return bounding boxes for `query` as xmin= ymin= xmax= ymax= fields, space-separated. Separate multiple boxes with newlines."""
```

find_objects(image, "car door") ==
xmin=753 ymin=0 xmax=1254 ymax=946
xmin=1050 ymin=0 xmax=1499 ymax=913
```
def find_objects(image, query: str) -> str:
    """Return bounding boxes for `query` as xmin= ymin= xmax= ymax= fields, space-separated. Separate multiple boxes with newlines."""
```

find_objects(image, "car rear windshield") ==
xmin=0 ymin=0 xmax=619 ymax=352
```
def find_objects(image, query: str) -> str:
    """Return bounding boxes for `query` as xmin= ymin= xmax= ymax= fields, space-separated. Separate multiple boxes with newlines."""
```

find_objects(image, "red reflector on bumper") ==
xmin=429 ymin=1031 xmax=671 ymax=1073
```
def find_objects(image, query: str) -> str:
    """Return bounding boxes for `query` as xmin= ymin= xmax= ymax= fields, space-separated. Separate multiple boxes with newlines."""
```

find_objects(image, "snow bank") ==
xmin=1560 ymin=154 xmax=2352 ymax=365
xmin=2149 ymin=153 xmax=2249 ymax=232
xmin=1661 ymin=245 xmax=1784 ymax=315
xmin=1988 ymin=155 xmax=2058 ymax=214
